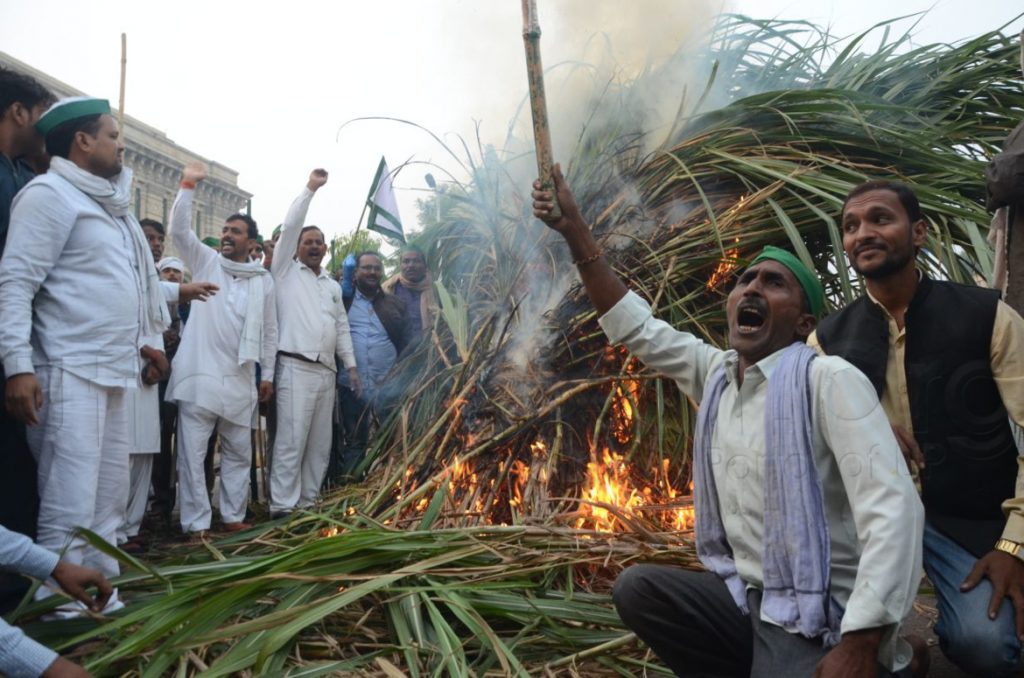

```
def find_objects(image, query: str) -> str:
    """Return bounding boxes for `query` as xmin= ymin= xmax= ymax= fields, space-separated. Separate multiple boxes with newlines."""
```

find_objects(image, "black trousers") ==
xmin=0 ymin=367 xmax=39 ymax=613
xmin=612 ymin=565 xmax=909 ymax=678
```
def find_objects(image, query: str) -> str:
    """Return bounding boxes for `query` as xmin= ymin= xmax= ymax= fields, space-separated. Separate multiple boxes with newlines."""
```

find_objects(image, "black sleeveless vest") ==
xmin=816 ymin=277 xmax=1018 ymax=556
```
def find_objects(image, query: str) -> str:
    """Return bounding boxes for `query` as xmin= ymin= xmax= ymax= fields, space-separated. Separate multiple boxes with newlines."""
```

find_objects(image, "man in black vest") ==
xmin=812 ymin=180 xmax=1024 ymax=676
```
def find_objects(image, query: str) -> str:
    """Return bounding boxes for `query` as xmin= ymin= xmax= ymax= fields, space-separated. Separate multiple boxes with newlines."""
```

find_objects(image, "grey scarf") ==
xmin=693 ymin=342 xmax=841 ymax=645
xmin=49 ymin=157 xmax=170 ymax=337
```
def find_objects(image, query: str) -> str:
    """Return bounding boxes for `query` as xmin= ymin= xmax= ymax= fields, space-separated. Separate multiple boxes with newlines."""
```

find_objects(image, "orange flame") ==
xmin=707 ymin=238 xmax=741 ymax=291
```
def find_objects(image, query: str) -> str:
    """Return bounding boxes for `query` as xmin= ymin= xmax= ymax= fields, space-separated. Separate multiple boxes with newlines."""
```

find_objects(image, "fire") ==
xmin=575 ymin=448 xmax=644 ymax=532
xmin=575 ymin=451 xmax=695 ymax=534
xmin=706 ymin=238 xmax=741 ymax=291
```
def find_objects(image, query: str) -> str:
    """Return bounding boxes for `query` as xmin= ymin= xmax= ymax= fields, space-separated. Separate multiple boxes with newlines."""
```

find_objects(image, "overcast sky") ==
xmin=1 ymin=1 xmax=1020 ymax=247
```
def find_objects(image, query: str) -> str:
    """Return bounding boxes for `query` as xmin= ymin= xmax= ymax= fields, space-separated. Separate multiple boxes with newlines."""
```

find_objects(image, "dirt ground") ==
xmin=904 ymin=593 xmax=970 ymax=678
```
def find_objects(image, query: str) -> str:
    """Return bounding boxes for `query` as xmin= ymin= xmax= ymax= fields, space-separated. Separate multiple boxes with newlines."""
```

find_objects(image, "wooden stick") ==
xmin=521 ymin=0 xmax=561 ymax=218
xmin=118 ymin=33 xmax=127 ymax=130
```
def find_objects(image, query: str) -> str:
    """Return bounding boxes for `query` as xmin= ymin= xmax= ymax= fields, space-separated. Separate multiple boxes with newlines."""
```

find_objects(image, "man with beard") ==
xmin=533 ymin=167 xmax=924 ymax=677
xmin=382 ymin=246 xmax=438 ymax=345
xmin=166 ymin=161 xmax=277 ymax=540
xmin=268 ymin=169 xmax=359 ymax=516
xmin=0 ymin=66 xmax=54 ymax=614
xmin=810 ymin=180 xmax=1024 ymax=676
xmin=0 ymin=97 xmax=171 ymax=612
xmin=335 ymin=251 xmax=410 ymax=481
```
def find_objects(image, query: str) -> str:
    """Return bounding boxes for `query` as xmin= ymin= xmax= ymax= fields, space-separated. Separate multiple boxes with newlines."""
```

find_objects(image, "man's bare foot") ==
xmin=905 ymin=634 xmax=930 ymax=678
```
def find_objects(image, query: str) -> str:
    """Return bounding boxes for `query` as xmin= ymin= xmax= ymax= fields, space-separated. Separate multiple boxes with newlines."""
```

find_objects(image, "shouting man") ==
xmin=533 ymin=166 xmax=924 ymax=677
xmin=268 ymin=169 xmax=359 ymax=516
xmin=166 ymin=162 xmax=277 ymax=539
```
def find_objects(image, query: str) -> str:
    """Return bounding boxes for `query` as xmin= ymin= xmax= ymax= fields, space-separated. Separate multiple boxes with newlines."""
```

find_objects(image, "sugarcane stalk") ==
xmin=521 ymin=0 xmax=561 ymax=218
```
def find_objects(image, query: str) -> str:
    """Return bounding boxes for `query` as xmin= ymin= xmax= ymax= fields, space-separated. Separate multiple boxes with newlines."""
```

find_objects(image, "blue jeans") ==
xmin=923 ymin=520 xmax=1021 ymax=676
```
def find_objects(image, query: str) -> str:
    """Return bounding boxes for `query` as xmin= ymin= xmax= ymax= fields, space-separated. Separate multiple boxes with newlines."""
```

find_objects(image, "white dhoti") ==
xmin=176 ymin=402 xmax=251 ymax=532
xmin=269 ymin=355 xmax=336 ymax=514
xmin=119 ymin=383 xmax=160 ymax=542
xmin=26 ymin=367 xmax=130 ymax=587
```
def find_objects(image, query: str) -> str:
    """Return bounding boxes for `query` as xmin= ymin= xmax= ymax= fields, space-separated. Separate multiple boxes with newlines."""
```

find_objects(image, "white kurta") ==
xmin=599 ymin=291 xmax=924 ymax=672
xmin=0 ymin=172 xmax=147 ymax=596
xmin=165 ymin=188 xmax=277 ymax=426
xmin=268 ymin=186 xmax=355 ymax=512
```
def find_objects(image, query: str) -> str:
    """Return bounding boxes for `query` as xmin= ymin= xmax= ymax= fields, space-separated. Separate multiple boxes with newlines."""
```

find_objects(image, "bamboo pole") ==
xmin=521 ymin=0 xmax=561 ymax=218
xmin=118 ymin=33 xmax=127 ymax=130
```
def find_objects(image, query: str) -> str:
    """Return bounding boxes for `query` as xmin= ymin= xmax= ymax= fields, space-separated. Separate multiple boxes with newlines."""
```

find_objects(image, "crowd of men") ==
xmin=2 ymin=62 xmax=1024 ymax=677
xmin=0 ymin=71 xmax=438 ymax=676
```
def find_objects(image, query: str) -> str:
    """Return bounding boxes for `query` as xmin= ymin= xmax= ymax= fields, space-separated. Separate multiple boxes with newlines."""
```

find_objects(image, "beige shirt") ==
xmin=808 ymin=294 xmax=1024 ymax=545
xmin=601 ymin=291 xmax=923 ymax=671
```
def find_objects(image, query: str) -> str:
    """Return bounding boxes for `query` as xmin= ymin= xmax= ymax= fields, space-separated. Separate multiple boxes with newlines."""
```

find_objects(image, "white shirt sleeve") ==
xmin=818 ymin=364 xmax=924 ymax=641
xmin=0 ymin=183 xmax=77 ymax=376
xmin=160 ymin=281 xmax=180 ymax=303
xmin=271 ymin=187 xmax=314 ymax=279
xmin=335 ymin=298 xmax=357 ymax=370
xmin=597 ymin=290 xmax=724 ymax=402
xmin=169 ymin=188 xmax=217 ymax=277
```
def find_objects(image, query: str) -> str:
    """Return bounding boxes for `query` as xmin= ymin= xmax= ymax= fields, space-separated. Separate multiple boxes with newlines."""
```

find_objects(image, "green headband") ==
xmin=748 ymin=246 xmax=825 ymax=316
xmin=36 ymin=97 xmax=111 ymax=137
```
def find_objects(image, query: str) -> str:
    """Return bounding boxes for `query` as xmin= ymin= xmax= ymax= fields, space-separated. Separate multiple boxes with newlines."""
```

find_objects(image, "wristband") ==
xmin=573 ymin=250 xmax=603 ymax=267
xmin=180 ymin=180 xmax=196 ymax=190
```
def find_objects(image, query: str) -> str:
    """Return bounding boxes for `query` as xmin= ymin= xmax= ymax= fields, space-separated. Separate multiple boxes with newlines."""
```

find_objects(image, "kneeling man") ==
xmin=533 ymin=167 xmax=924 ymax=677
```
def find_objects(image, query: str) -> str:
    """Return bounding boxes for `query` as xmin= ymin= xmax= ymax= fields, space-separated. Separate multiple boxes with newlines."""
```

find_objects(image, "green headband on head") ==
xmin=748 ymin=246 xmax=825 ymax=316
xmin=36 ymin=97 xmax=111 ymax=137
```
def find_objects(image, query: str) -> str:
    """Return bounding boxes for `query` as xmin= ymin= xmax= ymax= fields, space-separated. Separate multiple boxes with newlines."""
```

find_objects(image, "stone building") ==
xmin=0 ymin=51 xmax=251 ymax=250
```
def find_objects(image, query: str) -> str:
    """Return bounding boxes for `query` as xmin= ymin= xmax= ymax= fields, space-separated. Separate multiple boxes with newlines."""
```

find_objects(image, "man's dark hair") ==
xmin=842 ymin=180 xmax=922 ymax=223
xmin=401 ymin=245 xmax=426 ymax=261
xmin=139 ymin=218 xmax=164 ymax=235
xmin=0 ymin=67 xmax=55 ymax=115
xmin=226 ymin=213 xmax=258 ymax=240
xmin=300 ymin=225 xmax=324 ymax=239
xmin=356 ymin=251 xmax=383 ymax=267
xmin=44 ymin=115 xmax=103 ymax=159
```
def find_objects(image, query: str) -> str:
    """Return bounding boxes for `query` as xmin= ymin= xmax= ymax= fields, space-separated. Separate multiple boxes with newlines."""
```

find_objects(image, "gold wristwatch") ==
xmin=995 ymin=538 xmax=1024 ymax=560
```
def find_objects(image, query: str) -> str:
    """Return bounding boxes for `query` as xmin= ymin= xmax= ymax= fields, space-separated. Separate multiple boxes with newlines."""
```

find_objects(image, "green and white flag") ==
xmin=365 ymin=156 xmax=405 ymax=243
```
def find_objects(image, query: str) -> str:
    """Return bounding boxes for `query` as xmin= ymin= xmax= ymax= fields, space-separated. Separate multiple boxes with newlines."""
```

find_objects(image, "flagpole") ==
xmin=118 ymin=33 xmax=127 ymax=130
xmin=344 ymin=201 xmax=370 ymax=259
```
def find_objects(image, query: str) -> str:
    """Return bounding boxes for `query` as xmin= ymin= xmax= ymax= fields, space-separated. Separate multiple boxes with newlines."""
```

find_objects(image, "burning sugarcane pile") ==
xmin=21 ymin=14 xmax=1024 ymax=676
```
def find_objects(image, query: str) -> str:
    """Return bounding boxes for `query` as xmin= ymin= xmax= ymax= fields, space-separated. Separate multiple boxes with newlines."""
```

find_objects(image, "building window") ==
xmin=162 ymin=197 xmax=168 ymax=225
xmin=196 ymin=210 xmax=202 ymax=236
xmin=134 ymin=187 xmax=142 ymax=219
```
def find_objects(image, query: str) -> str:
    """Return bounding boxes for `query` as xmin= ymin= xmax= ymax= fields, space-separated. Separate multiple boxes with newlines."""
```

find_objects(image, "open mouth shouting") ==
xmin=735 ymin=301 xmax=767 ymax=335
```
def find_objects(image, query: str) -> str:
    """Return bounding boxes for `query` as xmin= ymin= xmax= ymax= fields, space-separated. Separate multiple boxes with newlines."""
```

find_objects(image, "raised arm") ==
xmin=532 ymin=164 xmax=627 ymax=315
xmin=271 ymin=168 xmax=328 ymax=278
xmin=532 ymin=164 xmax=722 ymax=401
xmin=170 ymin=162 xmax=217 ymax=275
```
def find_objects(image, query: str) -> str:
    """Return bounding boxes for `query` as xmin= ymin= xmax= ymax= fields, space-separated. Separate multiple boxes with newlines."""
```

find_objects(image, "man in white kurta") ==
xmin=166 ymin=162 xmax=277 ymax=537
xmin=0 ymin=98 xmax=170 ymax=605
xmin=531 ymin=167 xmax=924 ymax=676
xmin=269 ymin=169 xmax=359 ymax=517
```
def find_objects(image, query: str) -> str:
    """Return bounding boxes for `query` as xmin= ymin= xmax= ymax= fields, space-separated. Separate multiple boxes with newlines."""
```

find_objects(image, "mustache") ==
xmin=853 ymin=241 xmax=886 ymax=256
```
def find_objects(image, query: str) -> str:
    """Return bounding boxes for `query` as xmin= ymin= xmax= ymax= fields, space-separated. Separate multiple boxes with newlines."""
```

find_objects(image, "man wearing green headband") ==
xmin=532 ymin=167 xmax=924 ymax=677
xmin=0 ymin=96 xmax=172 ymax=615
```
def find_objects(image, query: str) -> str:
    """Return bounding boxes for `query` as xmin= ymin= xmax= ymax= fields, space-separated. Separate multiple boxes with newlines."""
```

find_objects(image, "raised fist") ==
xmin=182 ymin=161 xmax=208 ymax=185
xmin=307 ymin=168 xmax=328 ymax=191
